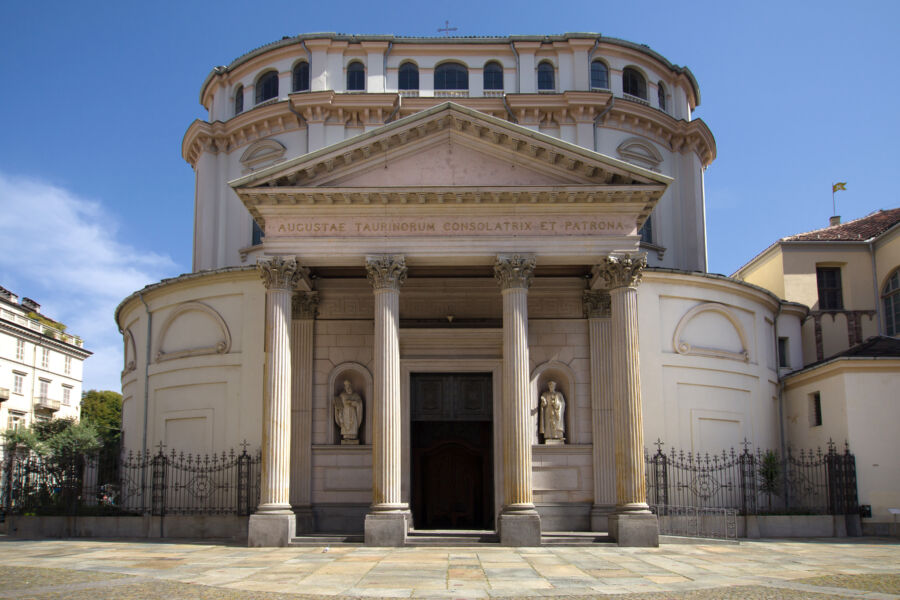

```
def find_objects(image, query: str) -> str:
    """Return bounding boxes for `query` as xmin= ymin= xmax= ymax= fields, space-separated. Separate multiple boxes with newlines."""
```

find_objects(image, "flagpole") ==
xmin=832 ymin=182 xmax=836 ymax=216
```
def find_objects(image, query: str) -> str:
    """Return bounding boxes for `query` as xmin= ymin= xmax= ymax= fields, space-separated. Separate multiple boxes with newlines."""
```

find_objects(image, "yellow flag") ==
xmin=833 ymin=182 xmax=847 ymax=193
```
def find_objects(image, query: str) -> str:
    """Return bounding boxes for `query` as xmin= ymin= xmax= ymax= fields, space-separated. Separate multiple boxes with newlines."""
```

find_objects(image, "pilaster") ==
xmin=594 ymin=254 xmax=658 ymax=547
xmin=364 ymin=255 xmax=410 ymax=546
xmin=494 ymin=254 xmax=541 ymax=546
xmin=290 ymin=291 xmax=318 ymax=533
xmin=584 ymin=290 xmax=615 ymax=532
xmin=249 ymin=256 xmax=304 ymax=547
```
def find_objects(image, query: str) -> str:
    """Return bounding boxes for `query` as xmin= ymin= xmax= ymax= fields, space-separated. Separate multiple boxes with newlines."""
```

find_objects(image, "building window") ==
xmin=398 ymin=62 xmax=419 ymax=91
xmin=483 ymin=61 xmax=503 ymax=91
xmin=639 ymin=215 xmax=653 ymax=244
xmin=34 ymin=414 xmax=49 ymax=424
xmin=657 ymin=81 xmax=667 ymax=111
xmin=7 ymin=410 xmax=26 ymax=432
xmin=251 ymin=221 xmax=264 ymax=246
xmin=38 ymin=379 xmax=49 ymax=399
xmin=809 ymin=392 xmax=822 ymax=427
xmin=255 ymin=71 xmax=279 ymax=104
xmin=434 ymin=62 xmax=468 ymax=90
xmin=778 ymin=337 xmax=790 ymax=368
xmin=62 ymin=386 xmax=72 ymax=406
xmin=346 ymin=61 xmax=365 ymax=91
xmin=16 ymin=339 xmax=24 ymax=360
xmin=234 ymin=85 xmax=244 ymax=115
xmin=292 ymin=61 xmax=310 ymax=92
xmin=623 ymin=67 xmax=647 ymax=100
xmin=590 ymin=60 xmax=609 ymax=89
xmin=816 ymin=266 xmax=843 ymax=310
xmin=41 ymin=348 xmax=50 ymax=369
xmin=13 ymin=373 xmax=24 ymax=395
xmin=883 ymin=268 xmax=900 ymax=336
xmin=537 ymin=61 xmax=555 ymax=91
xmin=64 ymin=355 xmax=72 ymax=375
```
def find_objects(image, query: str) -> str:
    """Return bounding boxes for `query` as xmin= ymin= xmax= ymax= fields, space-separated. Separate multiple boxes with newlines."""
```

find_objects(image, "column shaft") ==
xmin=502 ymin=285 xmax=533 ymax=508
xmin=610 ymin=285 xmax=649 ymax=512
xmin=372 ymin=285 xmax=403 ymax=508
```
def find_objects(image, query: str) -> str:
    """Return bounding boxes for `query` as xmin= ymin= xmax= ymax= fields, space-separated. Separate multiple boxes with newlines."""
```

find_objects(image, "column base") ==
xmin=293 ymin=506 xmax=314 ymax=534
xmin=364 ymin=510 xmax=410 ymax=546
xmin=590 ymin=504 xmax=615 ymax=532
xmin=499 ymin=510 xmax=542 ymax=546
xmin=248 ymin=511 xmax=296 ymax=547
xmin=608 ymin=513 xmax=659 ymax=547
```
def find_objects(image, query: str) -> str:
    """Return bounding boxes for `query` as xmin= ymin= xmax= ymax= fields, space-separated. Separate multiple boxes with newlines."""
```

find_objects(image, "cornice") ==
xmin=182 ymin=92 xmax=716 ymax=168
xmin=0 ymin=319 xmax=92 ymax=358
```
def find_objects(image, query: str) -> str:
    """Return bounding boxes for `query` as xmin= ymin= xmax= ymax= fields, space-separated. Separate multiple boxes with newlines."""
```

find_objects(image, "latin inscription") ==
xmin=267 ymin=215 xmax=633 ymax=238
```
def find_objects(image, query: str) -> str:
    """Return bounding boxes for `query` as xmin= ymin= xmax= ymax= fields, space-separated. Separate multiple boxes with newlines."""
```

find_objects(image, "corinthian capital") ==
xmin=593 ymin=253 xmax=647 ymax=290
xmin=258 ymin=256 xmax=305 ymax=291
xmin=583 ymin=290 xmax=612 ymax=318
xmin=365 ymin=255 xmax=408 ymax=290
xmin=292 ymin=291 xmax=319 ymax=319
xmin=494 ymin=254 xmax=536 ymax=290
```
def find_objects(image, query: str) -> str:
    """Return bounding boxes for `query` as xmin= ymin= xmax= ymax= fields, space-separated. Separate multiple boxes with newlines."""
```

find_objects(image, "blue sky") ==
xmin=1 ymin=0 xmax=898 ymax=391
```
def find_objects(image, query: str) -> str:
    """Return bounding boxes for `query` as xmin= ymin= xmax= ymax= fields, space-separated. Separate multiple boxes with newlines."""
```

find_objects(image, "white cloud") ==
xmin=0 ymin=172 xmax=180 ymax=391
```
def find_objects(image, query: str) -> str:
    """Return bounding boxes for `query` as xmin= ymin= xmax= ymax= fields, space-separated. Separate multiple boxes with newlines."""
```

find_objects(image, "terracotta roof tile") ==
xmin=783 ymin=208 xmax=900 ymax=242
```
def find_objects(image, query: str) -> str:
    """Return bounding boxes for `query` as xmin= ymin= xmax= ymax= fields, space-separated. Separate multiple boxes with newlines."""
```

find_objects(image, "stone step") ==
xmin=541 ymin=531 xmax=613 ymax=545
xmin=288 ymin=533 xmax=364 ymax=546
xmin=407 ymin=530 xmax=499 ymax=546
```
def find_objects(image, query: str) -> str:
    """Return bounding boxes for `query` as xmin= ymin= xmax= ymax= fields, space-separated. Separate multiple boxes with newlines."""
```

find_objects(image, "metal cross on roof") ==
xmin=438 ymin=20 xmax=457 ymax=36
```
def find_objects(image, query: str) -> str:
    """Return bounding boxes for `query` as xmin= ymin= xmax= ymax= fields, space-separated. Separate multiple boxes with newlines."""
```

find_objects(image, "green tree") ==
xmin=80 ymin=389 xmax=122 ymax=451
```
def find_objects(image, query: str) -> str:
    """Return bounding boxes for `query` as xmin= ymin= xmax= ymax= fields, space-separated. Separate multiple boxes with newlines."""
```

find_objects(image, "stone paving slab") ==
xmin=0 ymin=537 xmax=898 ymax=599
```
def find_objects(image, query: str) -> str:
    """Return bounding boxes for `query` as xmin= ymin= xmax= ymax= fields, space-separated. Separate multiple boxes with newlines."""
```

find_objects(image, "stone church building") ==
xmin=116 ymin=33 xmax=803 ymax=546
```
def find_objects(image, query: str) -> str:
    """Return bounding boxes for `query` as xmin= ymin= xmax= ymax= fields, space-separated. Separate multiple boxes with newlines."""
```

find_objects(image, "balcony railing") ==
xmin=483 ymin=90 xmax=504 ymax=98
xmin=434 ymin=90 xmax=469 ymax=98
xmin=623 ymin=93 xmax=650 ymax=106
xmin=399 ymin=90 xmax=419 ymax=98
xmin=0 ymin=308 xmax=83 ymax=347
xmin=34 ymin=396 xmax=61 ymax=411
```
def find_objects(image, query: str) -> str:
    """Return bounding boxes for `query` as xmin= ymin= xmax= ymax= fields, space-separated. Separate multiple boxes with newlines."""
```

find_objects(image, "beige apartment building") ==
xmin=0 ymin=287 xmax=91 ymax=450
xmin=117 ymin=33 xmax=815 ymax=547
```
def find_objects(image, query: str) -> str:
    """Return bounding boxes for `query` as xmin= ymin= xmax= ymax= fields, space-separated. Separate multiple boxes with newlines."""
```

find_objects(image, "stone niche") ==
xmin=530 ymin=360 xmax=577 ymax=445
xmin=327 ymin=362 xmax=373 ymax=445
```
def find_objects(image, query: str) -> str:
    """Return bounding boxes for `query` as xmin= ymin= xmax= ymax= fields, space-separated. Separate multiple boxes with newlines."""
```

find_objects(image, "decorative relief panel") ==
xmin=155 ymin=302 xmax=232 ymax=362
xmin=672 ymin=302 xmax=750 ymax=362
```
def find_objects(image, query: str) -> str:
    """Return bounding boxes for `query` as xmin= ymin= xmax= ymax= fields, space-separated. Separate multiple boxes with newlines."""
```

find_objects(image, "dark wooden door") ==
xmin=411 ymin=373 xmax=493 ymax=530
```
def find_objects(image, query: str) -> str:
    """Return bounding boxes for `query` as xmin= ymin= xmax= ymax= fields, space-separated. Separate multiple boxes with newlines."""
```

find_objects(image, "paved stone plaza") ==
xmin=0 ymin=537 xmax=897 ymax=599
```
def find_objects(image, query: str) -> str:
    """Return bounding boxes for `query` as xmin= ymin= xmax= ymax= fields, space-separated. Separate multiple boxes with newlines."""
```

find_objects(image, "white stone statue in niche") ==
xmin=334 ymin=380 xmax=363 ymax=444
xmin=539 ymin=380 xmax=566 ymax=444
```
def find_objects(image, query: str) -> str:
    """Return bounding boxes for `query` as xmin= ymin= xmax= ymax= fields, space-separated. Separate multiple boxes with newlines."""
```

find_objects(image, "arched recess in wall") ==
xmin=239 ymin=138 xmax=286 ymax=173
xmin=326 ymin=362 xmax=373 ymax=445
xmin=155 ymin=301 xmax=232 ymax=362
xmin=122 ymin=327 xmax=137 ymax=374
xmin=530 ymin=360 xmax=577 ymax=444
xmin=616 ymin=137 xmax=663 ymax=171
xmin=672 ymin=302 xmax=750 ymax=362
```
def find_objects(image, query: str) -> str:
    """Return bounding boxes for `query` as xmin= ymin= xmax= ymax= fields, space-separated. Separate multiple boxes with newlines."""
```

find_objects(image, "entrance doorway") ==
xmin=411 ymin=373 xmax=493 ymax=530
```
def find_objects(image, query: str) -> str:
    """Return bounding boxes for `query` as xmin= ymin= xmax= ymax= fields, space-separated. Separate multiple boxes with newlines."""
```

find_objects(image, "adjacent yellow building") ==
xmin=734 ymin=209 xmax=900 ymax=535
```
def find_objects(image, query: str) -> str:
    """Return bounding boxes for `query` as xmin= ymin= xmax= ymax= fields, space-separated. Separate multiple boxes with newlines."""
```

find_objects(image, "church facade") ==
xmin=116 ymin=34 xmax=803 ymax=546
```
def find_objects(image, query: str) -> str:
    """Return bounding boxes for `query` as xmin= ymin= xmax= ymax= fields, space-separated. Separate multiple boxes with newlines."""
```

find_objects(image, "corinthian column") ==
xmin=494 ymin=254 xmax=541 ymax=546
xmin=364 ymin=255 xmax=410 ymax=546
xmin=290 ymin=291 xmax=318 ymax=533
xmin=249 ymin=256 xmax=304 ymax=547
xmin=584 ymin=290 xmax=615 ymax=531
xmin=594 ymin=253 xmax=658 ymax=547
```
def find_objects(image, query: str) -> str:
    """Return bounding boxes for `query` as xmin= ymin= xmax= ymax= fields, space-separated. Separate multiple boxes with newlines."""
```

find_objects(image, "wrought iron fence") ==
xmin=645 ymin=440 xmax=858 ymax=516
xmin=1 ymin=443 xmax=261 ymax=518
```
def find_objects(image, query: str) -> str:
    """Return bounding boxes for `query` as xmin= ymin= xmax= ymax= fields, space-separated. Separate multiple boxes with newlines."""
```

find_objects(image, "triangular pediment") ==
xmin=230 ymin=103 xmax=672 ymax=229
